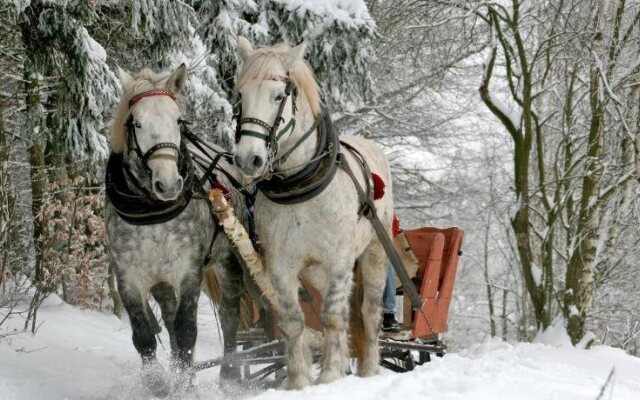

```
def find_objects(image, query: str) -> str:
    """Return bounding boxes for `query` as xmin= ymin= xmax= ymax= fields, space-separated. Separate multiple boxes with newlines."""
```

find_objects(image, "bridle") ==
xmin=125 ymin=88 xmax=181 ymax=174
xmin=234 ymin=74 xmax=298 ymax=162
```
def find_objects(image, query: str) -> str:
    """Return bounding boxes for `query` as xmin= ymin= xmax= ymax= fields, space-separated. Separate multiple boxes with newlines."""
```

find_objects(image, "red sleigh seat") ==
xmin=402 ymin=227 xmax=464 ymax=339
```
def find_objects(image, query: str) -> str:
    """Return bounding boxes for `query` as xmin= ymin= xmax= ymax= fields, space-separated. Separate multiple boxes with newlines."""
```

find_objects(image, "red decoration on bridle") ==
xmin=129 ymin=89 xmax=177 ymax=107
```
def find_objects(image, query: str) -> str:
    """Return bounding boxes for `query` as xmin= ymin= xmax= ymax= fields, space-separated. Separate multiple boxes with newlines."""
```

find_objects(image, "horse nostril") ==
xmin=154 ymin=180 xmax=165 ymax=194
xmin=251 ymin=155 xmax=264 ymax=169
xmin=175 ymin=176 xmax=184 ymax=192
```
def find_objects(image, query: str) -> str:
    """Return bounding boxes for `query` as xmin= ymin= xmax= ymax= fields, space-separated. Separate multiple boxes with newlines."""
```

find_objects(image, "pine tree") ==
xmin=20 ymin=1 xmax=118 ymax=165
xmin=196 ymin=0 xmax=376 ymax=138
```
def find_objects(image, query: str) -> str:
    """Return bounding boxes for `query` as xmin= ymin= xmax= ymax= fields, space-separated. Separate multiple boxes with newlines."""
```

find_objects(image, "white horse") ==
xmin=233 ymin=37 xmax=393 ymax=388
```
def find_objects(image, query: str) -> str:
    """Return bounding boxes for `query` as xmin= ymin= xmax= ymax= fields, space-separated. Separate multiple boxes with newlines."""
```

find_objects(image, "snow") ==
xmin=2 ymin=297 xmax=640 ymax=400
xmin=278 ymin=0 xmax=372 ymax=24
xmin=569 ymin=305 xmax=580 ymax=317
xmin=534 ymin=318 xmax=573 ymax=348
xmin=531 ymin=263 xmax=542 ymax=287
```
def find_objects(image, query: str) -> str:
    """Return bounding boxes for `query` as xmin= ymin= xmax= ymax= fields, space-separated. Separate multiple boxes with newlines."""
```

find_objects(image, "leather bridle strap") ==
xmin=238 ymin=78 xmax=295 ymax=153
xmin=129 ymin=89 xmax=176 ymax=107
xmin=125 ymin=89 xmax=180 ymax=173
xmin=141 ymin=142 xmax=180 ymax=166
xmin=273 ymin=110 xmax=325 ymax=167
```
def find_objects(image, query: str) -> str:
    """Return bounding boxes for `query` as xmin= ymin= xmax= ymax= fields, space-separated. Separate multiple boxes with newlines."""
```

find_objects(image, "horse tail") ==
xmin=202 ymin=269 xmax=255 ymax=330
xmin=349 ymin=261 xmax=366 ymax=361
xmin=203 ymin=269 xmax=222 ymax=305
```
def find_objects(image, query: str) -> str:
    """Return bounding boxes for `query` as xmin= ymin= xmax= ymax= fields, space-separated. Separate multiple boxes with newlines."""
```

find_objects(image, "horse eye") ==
xmin=275 ymin=93 xmax=285 ymax=102
xmin=134 ymin=121 xmax=142 ymax=128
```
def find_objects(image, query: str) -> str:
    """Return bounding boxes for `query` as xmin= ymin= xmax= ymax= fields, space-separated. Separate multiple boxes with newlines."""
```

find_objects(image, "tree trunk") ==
xmin=564 ymin=0 xmax=606 ymax=344
xmin=483 ymin=213 xmax=496 ymax=337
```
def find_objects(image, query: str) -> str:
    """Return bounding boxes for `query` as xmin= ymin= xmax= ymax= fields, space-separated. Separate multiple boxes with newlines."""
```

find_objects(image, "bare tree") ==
xmin=428 ymin=0 xmax=640 ymax=344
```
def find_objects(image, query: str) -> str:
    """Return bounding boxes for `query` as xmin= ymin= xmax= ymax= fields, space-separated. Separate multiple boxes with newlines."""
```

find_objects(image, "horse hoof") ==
xmin=287 ymin=374 xmax=311 ymax=390
xmin=356 ymin=364 xmax=379 ymax=378
xmin=141 ymin=362 xmax=171 ymax=397
xmin=316 ymin=369 xmax=344 ymax=385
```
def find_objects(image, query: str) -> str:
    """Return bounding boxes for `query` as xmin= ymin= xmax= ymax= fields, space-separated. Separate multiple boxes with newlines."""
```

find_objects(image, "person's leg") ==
xmin=382 ymin=262 xmax=401 ymax=332
xmin=382 ymin=262 xmax=396 ymax=314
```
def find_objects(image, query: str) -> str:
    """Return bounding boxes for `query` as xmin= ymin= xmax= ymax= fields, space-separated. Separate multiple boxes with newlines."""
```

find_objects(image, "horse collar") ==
xmin=105 ymin=142 xmax=198 ymax=225
xmin=257 ymin=111 xmax=340 ymax=204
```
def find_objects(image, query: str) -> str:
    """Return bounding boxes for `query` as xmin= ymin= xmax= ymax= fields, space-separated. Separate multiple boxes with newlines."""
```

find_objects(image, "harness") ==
xmin=234 ymin=75 xmax=341 ymax=204
xmin=105 ymin=89 xmax=238 ymax=265
xmin=105 ymin=141 xmax=197 ymax=225
xmin=125 ymin=89 xmax=181 ymax=174
xmin=235 ymin=75 xmax=425 ymax=311
xmin=257 ymin=111 xmax=340 ymax=204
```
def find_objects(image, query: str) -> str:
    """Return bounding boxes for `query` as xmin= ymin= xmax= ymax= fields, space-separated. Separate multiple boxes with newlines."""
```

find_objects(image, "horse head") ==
xmin=233 ymin=37 xmax=321 ymax=179
xmin=112 ymin=65 xmax=187 ymax=201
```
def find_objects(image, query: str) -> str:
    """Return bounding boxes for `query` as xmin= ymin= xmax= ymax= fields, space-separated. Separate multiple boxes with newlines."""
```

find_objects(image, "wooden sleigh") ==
xmin=197 ymin=221 xmax=464 ymax=381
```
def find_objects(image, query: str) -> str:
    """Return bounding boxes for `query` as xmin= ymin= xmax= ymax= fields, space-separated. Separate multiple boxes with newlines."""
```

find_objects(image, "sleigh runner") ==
xmin=198 ymin=188 xmax=464 ymax=382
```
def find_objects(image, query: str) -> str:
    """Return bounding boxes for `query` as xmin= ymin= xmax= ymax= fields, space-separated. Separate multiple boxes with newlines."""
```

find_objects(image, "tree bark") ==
xmin=564 ymin=0 xmax=606 ymax=344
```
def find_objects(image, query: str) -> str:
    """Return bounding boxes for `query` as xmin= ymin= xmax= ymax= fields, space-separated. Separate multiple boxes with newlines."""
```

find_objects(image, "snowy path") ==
xmin=1 ymin=296 xmax=639 ymax=400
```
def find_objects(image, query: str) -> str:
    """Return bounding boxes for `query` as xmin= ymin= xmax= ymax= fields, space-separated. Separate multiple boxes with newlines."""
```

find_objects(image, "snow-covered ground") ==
xmin=1 ymin=295 xmax=639 ymax=400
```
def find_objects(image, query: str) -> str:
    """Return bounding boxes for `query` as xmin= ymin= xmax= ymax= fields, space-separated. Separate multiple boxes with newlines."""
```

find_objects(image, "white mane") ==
xmin=236 ymin=43 xmax=322 ymax=117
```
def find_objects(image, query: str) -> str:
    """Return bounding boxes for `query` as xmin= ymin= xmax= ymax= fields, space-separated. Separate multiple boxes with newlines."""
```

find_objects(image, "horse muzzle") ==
xmin=234 ymin=152 xmax=266 ymax=179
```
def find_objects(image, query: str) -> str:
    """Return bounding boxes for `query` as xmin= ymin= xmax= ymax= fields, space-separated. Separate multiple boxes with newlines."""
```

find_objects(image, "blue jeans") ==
xmin=383 ymin=261 xmax=396 ymax=314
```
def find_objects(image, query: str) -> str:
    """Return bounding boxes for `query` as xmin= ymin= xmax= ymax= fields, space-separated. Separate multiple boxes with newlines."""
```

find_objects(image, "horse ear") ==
xmin=287 ymin=42 xmax=307 ymax=65
xmin=237 ymin=36 xmax=254 ymax=61
xmin=166 ymin=64 xmax=187 ymax=93
xmin=117 ymin=66 xmax=134 ymax=90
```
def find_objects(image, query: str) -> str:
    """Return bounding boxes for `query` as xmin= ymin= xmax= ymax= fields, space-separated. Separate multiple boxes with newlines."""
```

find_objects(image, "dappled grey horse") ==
xmin=104 ymin=65 xmax=247 ymax=395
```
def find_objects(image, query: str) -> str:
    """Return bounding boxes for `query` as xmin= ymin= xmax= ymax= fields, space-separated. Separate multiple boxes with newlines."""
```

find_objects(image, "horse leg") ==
xmin=272 ymin=273 xmax=311 ymax=389
xmin=212 ymin=253 xmax=244 ymax=380
xmin=356 ymin=241 xmax=387 ymax=377
xmin=118 ymin=281 xmax=170 ymax=396
xmin=172 ymin=271 xmax=202 ymax=374
xmin=151 ymin=282 xmax=178 ymax=353
xmin=317 ymin=260 xmax=354 ymax=384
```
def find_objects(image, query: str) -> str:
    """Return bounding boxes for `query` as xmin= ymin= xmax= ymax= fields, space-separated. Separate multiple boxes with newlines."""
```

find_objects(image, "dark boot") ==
xmin=382 ymin=313 xmax=401 ymax=333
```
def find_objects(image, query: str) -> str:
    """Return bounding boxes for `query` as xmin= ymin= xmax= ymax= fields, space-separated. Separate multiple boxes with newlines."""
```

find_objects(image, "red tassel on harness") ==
xmin=392 ymin=214 xmax=401 ymax=237
xmin=212 ymin=182 xmax=230 ymax=195
xmin=371 ymin=173 xmax=385 ymax=200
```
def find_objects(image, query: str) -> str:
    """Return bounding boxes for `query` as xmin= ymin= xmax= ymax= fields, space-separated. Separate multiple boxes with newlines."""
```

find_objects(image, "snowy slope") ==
xmin=1 ymin=296 xmax=639 ymax=400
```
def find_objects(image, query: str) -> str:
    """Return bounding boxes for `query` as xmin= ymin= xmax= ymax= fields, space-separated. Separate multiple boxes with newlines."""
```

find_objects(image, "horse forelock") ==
xmin=111 ymin=69 xmax=177 ymax=154
xmin=236 ymin=44 xmax=322 ymax=117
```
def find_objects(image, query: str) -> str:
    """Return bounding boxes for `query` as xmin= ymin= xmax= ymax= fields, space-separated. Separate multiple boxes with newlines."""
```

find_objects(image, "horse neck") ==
xmin=275 ymin=101 xmax=318 ymax=178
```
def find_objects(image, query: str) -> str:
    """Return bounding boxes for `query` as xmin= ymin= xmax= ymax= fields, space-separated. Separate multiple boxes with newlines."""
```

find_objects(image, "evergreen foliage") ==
xmin=0 ymin=0 xmax=375 ymax=316
xmin=6 ymin=0 xmax=374 ymax=161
